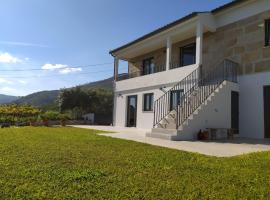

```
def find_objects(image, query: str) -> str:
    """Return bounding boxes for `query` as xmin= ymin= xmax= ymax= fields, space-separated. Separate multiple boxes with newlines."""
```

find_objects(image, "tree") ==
xmin=57 ymin=87 xmax=113 ymax=119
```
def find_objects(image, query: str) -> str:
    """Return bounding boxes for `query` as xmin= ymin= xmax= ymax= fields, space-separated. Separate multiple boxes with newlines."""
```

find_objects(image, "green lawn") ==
xmin=0 ymin=127 xmax=269 ymax=199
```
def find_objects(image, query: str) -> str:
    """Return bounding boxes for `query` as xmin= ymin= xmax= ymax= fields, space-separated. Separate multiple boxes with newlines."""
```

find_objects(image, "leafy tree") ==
xmin=58 ymin=87 xmax=113 ymax=119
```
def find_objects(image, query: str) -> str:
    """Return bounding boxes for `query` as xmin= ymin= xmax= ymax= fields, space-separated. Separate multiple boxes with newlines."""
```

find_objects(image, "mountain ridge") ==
xmin=0 ymin=94 xmax=19 ymax=104
xmin=11 ymin=76 xmax=114 ymax=107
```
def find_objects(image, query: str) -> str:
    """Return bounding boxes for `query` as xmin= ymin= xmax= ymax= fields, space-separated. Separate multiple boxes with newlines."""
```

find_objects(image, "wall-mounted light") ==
xmin=159 ymin=86 xmax=167 ymax=93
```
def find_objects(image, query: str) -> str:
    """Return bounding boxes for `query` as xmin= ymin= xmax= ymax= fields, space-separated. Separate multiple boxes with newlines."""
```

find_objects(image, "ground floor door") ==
xmin=170 ymin=90 xmax=183 ymax=111
xmin=264 ymin=86 xmax=270 ymax=138
xmin=231 ymin=91 xmax=239 ymax=133
xmin=126 ymin=95 xmax=137 ymax=127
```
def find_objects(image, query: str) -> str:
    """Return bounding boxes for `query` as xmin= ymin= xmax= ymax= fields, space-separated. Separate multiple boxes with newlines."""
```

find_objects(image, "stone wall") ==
xmin=203 ymin=10 xmax=270 ymax=75
xmin=128 ymin=47 xmax=166 ymax=74
xmin=128 ymin=10 xmax=270 ymax=76
xmin=128 ymin=38 xmax=195 ymax=74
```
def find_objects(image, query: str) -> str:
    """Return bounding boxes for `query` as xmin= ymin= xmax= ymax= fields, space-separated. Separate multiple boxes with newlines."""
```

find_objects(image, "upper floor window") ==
xmin=143 ymin=93 xmax=154 ymax=111
xmin=180 ymin=43 xmax=196 ymax=67
xmin=143 ymin=57 xmax=154 ymax=75
xmin=265 ymin=19 xmax=270 ymax=46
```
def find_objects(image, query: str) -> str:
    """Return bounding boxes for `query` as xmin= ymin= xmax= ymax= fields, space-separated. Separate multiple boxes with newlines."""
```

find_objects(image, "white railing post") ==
xmin=196 ymin=21 xmax=203 ymax=66
xmin=166 ymin=37 xmax=172 ymax=71
xmin=114 ymin=57 xmax=119 ymax=81
xmin=112 ymin=57 xmax=119 ymax=127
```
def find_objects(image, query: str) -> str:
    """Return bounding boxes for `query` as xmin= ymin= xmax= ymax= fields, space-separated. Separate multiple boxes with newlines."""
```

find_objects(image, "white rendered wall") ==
xmin=178 ymin=81 xmax=239 ymax=140
xmin=238 ymin=72 xmax=270 ymax=139
xmin=115 ymin=64 xmax=198 ymax=92
xmin=115 ymin=86 xmax=171 ymax=129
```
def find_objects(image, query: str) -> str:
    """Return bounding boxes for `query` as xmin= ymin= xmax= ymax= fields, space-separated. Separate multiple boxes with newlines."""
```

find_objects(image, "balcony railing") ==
xmin=117 ymin=64 xmax=166 ymax=81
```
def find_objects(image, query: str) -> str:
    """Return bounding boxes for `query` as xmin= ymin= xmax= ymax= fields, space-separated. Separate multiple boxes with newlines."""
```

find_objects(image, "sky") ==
xmin=0 ymin=0 xmax=231 ymax=96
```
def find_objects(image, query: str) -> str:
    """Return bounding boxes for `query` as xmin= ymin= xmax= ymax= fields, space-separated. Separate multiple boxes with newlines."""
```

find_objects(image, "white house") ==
xmin=110 ymin=0 xmax=270 ymax=140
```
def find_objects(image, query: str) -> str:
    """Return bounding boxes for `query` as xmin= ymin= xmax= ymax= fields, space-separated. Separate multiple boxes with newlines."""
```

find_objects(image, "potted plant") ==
xmin=197 ymin=129 xmax=209 ymax=140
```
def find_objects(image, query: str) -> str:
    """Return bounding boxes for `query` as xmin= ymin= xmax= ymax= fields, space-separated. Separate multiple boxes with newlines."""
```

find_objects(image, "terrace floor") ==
xmin=72 ymin=125 xmax=270 ymax=157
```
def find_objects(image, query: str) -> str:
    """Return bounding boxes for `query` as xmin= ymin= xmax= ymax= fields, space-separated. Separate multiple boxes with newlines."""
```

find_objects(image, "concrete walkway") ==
xmin=72 ymin=125 xmax=270 ymax=157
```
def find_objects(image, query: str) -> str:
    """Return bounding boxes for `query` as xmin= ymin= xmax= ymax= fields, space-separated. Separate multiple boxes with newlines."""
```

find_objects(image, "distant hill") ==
xmin=0 ymin=94 xmax=19 ymax=104
xmin=12 ymin=76 xmax=114 ymax=107
xmin=78 ymin=77 xmax=113 ymax=91
xmin=13 ymin=90 xmax=60 ymax=107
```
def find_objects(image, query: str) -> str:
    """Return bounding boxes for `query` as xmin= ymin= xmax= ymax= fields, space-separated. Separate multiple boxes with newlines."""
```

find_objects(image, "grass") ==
xmin=0 ymin=127 xmax=270 ymax=199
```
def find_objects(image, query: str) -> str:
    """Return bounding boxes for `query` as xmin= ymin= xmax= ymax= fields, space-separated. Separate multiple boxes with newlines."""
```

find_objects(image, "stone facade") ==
xmin=128 ymin=10 xmax=270 ymax=77
xmin=128 ymin=38 xmax=195 ymax=75
xmin=203 ymin=10 xmax=270 ymax=75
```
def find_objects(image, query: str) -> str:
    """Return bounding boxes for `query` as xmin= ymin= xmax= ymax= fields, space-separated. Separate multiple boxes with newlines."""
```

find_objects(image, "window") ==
xmin=143 ymin=58 xmax=155 ymax=75
xmin=143 ymin=93 xmax=154 ymax=111
xmin=265 ymin=19 xmax=270 ymax=46
xmin=180 ymin=43 xmax=196 ymax=67
xmin=170 ymin=90 xmax=184 ymax=111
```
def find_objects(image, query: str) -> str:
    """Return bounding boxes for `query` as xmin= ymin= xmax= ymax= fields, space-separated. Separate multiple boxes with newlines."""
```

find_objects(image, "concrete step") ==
xmin=147 ymin=128 xmax=178 ymax=140
xmin=151 ymin=127 xmax=178 ymax=134
xmin=147 ymin=129 xmax=193 ymax=141
xmin=146 ymin=132 xmax=174 ymax=140
xmin=163 ymin=123 xmax=177 ymax=129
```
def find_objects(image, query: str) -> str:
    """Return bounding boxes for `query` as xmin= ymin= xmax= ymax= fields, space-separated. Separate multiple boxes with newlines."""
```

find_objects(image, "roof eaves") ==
xmin=211 ymin=0 xmax=248 ymax=14
xmin=109 ymin=12 xmax=200 ymax=56
xmin=110 ymin=0 xmax=249 ymax=56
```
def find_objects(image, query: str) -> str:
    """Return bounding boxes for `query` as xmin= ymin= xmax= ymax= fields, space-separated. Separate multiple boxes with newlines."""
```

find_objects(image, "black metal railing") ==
xmin=153 ymin=59 xmax=238 ymax=128
xmin=117 ymin=64 xmax=166 ymax=81
xmin=153 ymin=67 xmax=200 ymax=127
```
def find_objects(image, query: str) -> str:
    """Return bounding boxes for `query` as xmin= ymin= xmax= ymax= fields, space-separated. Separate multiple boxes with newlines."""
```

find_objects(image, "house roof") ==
xmin=109 ymin=0 xmax=248 ymax=56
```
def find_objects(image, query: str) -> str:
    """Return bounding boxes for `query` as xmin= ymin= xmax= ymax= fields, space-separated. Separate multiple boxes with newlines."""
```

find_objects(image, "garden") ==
xmin=0 ymin=104 xmax=69 ymax=127
xmin=0 ymin=127 xmax=270 ymax=199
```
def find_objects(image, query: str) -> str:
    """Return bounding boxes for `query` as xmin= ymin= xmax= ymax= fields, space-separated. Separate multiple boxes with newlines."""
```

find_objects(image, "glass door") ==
xmin=170 ymin=90 xmax=183 ymax=111
xmin=126 ymin=95 xmax=137 ymax=127
xmin=143 ymin=58 xmax=154 ymax=75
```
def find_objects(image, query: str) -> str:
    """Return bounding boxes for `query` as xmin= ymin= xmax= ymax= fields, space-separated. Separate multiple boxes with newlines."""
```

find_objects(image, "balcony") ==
xmin=112 ymin=13 xmax=217 ymax=92
xmin=115 ymin=63 xmax=198 ymax=92
xmin=117 ymin=64 xmax=166 ymax=81
xmin=116 ymin=60 xmax=199 ymax=81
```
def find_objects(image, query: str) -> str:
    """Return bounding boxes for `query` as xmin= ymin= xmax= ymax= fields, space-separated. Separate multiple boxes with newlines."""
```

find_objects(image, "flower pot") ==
xmin=198 ymin=130 xmax=209 ymax=140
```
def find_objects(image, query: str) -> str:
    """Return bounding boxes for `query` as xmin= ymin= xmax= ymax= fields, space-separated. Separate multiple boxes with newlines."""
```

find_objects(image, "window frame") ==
xmin=143 ymin=93 xmax=154 ymax=112
xmin=170 ymin=89 xmax=184 ymax=111
xmin=142 ymin=57 xmax=154 ymax=75
xmin=179 ymin=43 xmax=196 ymax=67
xmin=265 ymin=19 xmax=270 ymax=46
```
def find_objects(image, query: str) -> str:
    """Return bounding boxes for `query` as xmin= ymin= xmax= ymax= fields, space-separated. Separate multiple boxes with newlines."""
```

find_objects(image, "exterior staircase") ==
xmin=146 ymin=59 xmax=239 ymax=140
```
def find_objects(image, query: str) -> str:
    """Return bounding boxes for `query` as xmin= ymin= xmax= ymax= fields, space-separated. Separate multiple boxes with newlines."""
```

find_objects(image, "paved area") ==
xmin=72 ymin=125 xmax=270 ymax=157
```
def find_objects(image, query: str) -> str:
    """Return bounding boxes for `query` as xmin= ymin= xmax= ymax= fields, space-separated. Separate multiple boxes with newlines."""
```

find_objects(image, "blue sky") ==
xmin=0 ymin=0 xmax=231 ymax=96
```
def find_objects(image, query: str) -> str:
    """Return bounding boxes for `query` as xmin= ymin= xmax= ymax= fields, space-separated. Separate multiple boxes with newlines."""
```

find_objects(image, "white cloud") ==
xmin=42 ymin=63 xmax=82 ymax=74
xmin=0 ymin=78 xmax=13 ymax=84
xmin=18 ymin=80 xmax=27 ymax=84
xmin=0 ymin=52 xmax=22 ymax=63
xmin=59 ymin=67 xmax=82 ymax=74
xmin=0 ymin=87 xmax=16 ymax=92
xmin=0 ymin=41 xmax=49 ymax=48
xmin=42 ymin=63 xmax=67 ymax=70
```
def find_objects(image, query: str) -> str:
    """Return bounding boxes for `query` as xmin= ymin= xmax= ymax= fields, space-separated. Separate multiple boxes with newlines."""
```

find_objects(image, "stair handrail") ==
xmin=153 ymin=59 xmax=238 ymax=128
xmin=153 ymin=66 xmax=201 ymax=128
xmin=174 ymin=59 xmax=238 ymax=128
